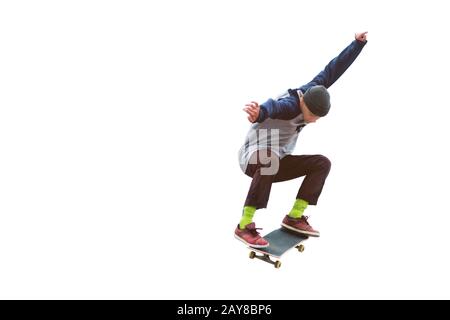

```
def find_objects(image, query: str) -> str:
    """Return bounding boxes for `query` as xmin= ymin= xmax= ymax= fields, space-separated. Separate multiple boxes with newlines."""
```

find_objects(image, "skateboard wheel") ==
xmin=249 ymin=251 xmax=256 ymax=259
xmin=275 ymin=261 xmax=281 ymax=269
xmin=297 ymin=244 xmax=305 ymax=253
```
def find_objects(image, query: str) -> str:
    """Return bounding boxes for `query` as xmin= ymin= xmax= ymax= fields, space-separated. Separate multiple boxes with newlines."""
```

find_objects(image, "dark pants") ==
xmin=244 ymin=149 xmax=331 ymax=209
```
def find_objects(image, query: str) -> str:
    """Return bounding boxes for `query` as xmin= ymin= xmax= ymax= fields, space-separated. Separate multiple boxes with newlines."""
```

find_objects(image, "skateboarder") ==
xmin=235 ymin=32 xmax=368 ymax=248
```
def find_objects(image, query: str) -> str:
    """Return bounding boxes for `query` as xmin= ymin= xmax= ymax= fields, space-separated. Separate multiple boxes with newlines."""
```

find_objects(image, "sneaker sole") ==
xmin=281 ymin=223 xmax=320 ymax=237
xmin=234 ymin=234 xmax=269 ymax=248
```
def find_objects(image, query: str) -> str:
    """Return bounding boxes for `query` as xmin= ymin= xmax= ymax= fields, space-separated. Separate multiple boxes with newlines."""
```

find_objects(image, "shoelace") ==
xmin=247 ymin=226 xmax=263 ymax=236
xmin=302 ymin=216 xmax=310 ymax=225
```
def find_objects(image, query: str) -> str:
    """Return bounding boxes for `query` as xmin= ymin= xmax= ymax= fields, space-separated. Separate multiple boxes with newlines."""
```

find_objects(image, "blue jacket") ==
xmin=256 ymin=39 xmax=367 ymax=123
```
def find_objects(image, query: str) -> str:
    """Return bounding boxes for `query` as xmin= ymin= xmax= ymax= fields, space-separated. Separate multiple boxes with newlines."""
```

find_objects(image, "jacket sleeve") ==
xmin=256 ymin=96 xmax=300 ymax=123
xmin=298 ymin=39 xmax=367 ymax=92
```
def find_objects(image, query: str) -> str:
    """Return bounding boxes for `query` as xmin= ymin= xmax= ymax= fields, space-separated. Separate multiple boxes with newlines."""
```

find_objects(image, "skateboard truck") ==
xmin=249 ymin=251 xmax=282 ymax=268
xmin=249 ymin=244 xmax=305 ymax=269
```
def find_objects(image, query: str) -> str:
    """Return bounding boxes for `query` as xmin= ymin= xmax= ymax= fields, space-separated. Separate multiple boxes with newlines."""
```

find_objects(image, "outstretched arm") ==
xmin=298 ymin=32 xmax=368 ymax=92
xmin=243 ymin=32 xmax=368 ymax=123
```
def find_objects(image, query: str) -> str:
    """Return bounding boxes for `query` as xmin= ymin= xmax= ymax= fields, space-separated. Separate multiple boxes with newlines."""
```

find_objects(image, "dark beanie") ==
xmin=303 ymin=85 xmax=331 ymax=117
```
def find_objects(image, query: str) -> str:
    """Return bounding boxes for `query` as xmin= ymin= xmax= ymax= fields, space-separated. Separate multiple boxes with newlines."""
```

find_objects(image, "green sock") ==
xmin=288 ymin=199 xmax=308 ymax=219
xmin=239 ymin=206 xmax=256 ymax=229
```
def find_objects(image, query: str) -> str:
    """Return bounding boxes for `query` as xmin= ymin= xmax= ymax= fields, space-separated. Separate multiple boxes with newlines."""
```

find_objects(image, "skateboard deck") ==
xmin=248 ymin=227 xmax=308 ymax=268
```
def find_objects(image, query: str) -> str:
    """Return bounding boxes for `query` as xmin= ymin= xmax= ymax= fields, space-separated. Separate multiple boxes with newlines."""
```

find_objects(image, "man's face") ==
xmin=300 ymin=97 xmax=321 ymax=124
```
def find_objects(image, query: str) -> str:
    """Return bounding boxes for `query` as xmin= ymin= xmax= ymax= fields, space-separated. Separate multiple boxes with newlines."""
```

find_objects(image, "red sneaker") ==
xmin=281 ymin=215 xmax=320 ymax=237
xmin=234 ymin=223 xmax=269 ymax=248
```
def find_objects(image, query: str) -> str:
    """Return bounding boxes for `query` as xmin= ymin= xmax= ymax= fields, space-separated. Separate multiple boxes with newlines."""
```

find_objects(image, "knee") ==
xmin=315 ymin=155 xmax=331 ymax=172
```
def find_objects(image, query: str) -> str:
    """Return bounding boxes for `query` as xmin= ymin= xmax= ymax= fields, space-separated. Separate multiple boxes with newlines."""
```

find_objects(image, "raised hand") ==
xmin=243 ymin=101 xmax=260 ymax=123
xmin=355 ymin=31 xmax=368 ymax=42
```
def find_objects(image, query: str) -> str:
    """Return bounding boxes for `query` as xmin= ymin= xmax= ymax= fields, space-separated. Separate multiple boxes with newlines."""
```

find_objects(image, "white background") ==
xmin=1 ymin=0 xmax=449 ymax=299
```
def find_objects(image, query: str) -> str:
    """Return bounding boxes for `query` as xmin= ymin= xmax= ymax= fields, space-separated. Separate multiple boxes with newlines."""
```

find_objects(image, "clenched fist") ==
xmin=355 ymin=31 xmax=368 ymax=42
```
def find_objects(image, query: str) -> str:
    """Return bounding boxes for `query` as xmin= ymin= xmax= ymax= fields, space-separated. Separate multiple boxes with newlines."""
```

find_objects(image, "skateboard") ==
xmin=248 ymin=227 xmax=308 ymax=268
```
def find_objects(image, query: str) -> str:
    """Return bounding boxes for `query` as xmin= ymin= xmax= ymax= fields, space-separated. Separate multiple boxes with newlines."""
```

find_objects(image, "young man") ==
xmin=235 ymin=32 xmax=368 ymax=248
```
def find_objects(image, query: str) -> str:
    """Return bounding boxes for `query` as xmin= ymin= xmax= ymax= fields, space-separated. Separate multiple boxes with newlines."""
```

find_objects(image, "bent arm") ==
xmin=256 ymin=96 xmax=300 ymax=123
